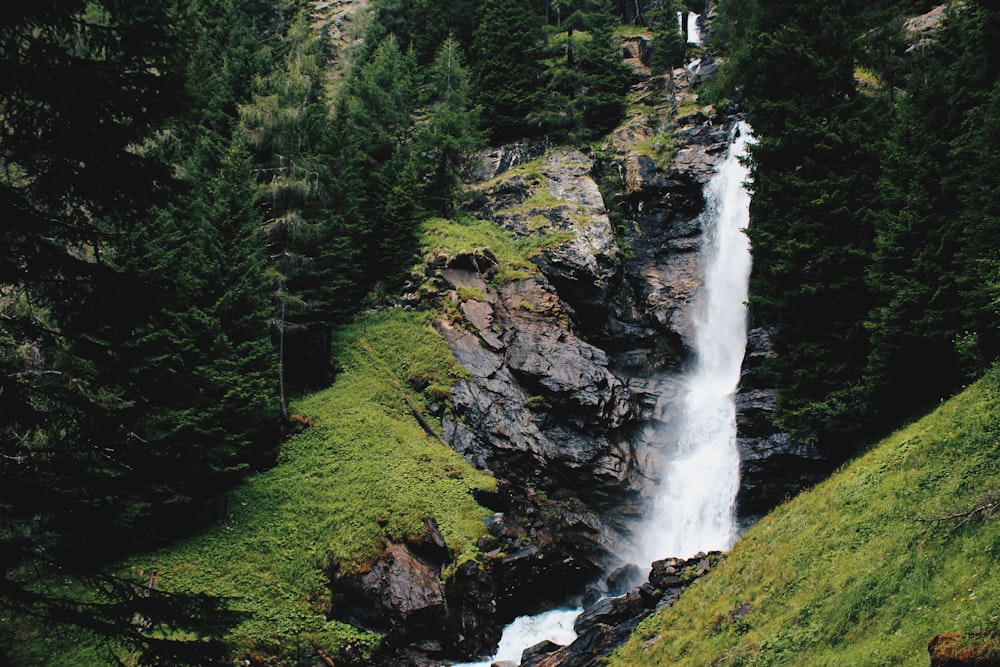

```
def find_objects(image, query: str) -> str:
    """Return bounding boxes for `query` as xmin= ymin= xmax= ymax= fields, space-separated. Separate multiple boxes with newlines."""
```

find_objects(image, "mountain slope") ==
xmin=4 ymin=310 xmax=495 ymax=665
xmin=611 ymin=365 xmax=1000 ymax=666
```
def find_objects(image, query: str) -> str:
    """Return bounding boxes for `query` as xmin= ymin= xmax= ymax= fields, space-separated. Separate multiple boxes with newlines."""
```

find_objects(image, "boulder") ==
xmin=928 ymin=631 xmax=1000 ymax=667
xmin=328 ymin=538 xmax=447 ymax=638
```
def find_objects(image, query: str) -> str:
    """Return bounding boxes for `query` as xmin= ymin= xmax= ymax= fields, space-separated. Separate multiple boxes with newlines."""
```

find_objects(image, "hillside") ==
xmin=3 ymin=1 xmax=999 ymax=665
xmin=611 ymin=365 xmax=1000 ymax=666
xmin=3 ymin=310 xmax=496 ymax=665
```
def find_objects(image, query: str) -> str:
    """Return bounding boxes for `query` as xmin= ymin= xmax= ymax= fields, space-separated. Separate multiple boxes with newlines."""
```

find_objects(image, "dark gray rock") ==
xmin=521 ymin=552 xmax=723 ymax=667
xmin=466 ymin=140 xmax=552 ymax=183
xmin=735 ymin=327 xmax=827 ymax=521
xmin=329 ymin=534 xmax=448 ymax=638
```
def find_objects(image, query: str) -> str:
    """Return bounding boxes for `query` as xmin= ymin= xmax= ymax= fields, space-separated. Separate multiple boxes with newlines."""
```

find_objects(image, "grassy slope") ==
xmin=612 ymin=365 xmax=1000 ymax=666
xmin=17 ymin=309 xmax=495 ymax=665
xmin=9 ymin=168 xmax=582 ymax=666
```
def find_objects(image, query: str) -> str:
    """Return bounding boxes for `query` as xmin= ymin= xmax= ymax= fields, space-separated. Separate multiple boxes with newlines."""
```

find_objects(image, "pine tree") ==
xmin=471 ymin=0 xmax=547 ymax=141
xmin=1 ymin=0 xmax=241 ymax=658
xmin=416 ymin=37 xmax=484 ymax=215
xmin=646 ymin=0 xmax=686 ymax=75
xmin=343 ymin=34 xmax=423 ymax=281
xmin=119 ymin=136 xmax=279 ymax=522
xmin=239 ymin=10 xmax=339 ymax=397
xmin=542 ymin=0 xmax=631 ymax=137
xmin=865 ymin=1 xmax=1000 ymax=427
xmin=729 ymin=0 xmax=885 ymax=447
xmin=367 ymin=0 xmax=480 ymax=66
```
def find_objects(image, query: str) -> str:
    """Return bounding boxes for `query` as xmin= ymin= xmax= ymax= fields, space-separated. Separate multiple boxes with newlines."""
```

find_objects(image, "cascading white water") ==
xmin=638 ymin=122 xmax=754 ymax=565
xmin=455 ymin=124 xmax=754 ymax=667
xmin=453 ymin=609 xmax=580 ymax=667
xmin=687 ymin=12 xmax=702 ymax=44
xmin=676 ymin=12 xmax=703 ymax=44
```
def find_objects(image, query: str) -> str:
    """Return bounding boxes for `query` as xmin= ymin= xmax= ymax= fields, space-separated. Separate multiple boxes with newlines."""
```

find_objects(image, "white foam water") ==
xmin=638 ymin=122 xmax=754 ymax=564
xmin=687 ymin=12 xmax=702 ymax=44
xmin=451 ymin=608 xmax=581 ymax=667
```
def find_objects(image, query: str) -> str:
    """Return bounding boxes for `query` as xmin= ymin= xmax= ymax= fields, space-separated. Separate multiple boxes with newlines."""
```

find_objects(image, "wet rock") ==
xmin=521 ymin=640 xmax=563 ymax=665
xmin=687 ymin=53 xmax=722 ymax=86
xmin=522 ymin=553 xmax=723 ymax=667
xmin=735 ymin=327 xmax=827 ymax=521
xmin=605 ymin=563 xmax=643 ymax=597
xmin=573 ymin=589 xmax=645 ymax=635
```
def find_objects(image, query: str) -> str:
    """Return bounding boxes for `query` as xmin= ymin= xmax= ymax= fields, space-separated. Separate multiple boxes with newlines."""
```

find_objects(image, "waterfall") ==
xmin=454 ymin=609 xmax=580 ymax=667
xmin=677 ymin=12 xmax=703 ymax=44
xmin=687 ymin=12 xmax=702 ymax=44
xmin=638 ymin=122 xmax=753 ymax=565
xmin=454 ymin=123 xmax=754 ymax=667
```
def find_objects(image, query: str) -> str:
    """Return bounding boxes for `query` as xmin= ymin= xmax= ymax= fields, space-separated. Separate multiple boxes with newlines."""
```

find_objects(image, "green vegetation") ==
xmin=468 ymin=0 xmax=632 ymax=142
xmin=420 ymin=216 xmax=574 ymax=285
xmin=613 ymin=365 xmax=1000 ymax=666
xmin=633 ymin=132 xmax=680 ymax=166
xmin=10 ymin=0 xmax=999 ymax=663
xmin=7 ymin=309 xmax=494 ymax=664
xmin=712 ymin=0 xmax=1000 ymax=452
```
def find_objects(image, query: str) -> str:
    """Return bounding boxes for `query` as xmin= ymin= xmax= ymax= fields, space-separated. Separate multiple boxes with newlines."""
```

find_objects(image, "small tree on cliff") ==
xmin=647 ymin=0 xmax=687 ymax=109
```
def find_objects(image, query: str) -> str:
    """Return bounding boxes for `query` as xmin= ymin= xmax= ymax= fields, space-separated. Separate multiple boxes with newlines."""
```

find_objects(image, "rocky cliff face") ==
xmin=336 ymin=40 xmax=824 ymax=667
xmin=431 ymin=74 xmax=737 ymax=565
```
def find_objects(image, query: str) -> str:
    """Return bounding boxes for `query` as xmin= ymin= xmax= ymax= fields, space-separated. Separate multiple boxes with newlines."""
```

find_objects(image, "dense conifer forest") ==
xmin=1 ymin=0 xmax=997 ymax=663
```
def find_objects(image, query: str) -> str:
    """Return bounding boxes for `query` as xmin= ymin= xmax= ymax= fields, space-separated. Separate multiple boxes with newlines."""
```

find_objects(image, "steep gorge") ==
xmin=330 ymin=33 xmax=827 ymax=665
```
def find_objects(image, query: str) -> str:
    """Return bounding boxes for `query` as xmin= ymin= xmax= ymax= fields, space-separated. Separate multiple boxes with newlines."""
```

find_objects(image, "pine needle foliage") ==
xmin=16 ymin=309 xmax=494 ymax=665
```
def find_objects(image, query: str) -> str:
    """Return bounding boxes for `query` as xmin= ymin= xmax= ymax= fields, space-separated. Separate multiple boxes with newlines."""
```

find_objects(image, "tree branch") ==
xmin=916 ymin=491 xmax=1000 ymax=535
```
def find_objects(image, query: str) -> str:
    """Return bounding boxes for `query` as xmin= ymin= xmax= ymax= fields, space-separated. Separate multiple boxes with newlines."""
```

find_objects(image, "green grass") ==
xmin=612 ymin=365 xmax=1000 ymax=667
xmin=420 ymin=215 xmax=572 ymax=285
xmin=615 ymin=24 xmax=653 ymax=38
xmin=633 ymin=132 xmax=679 ymax=166
xmin=28 ymin=309 xmax=495 ymax=665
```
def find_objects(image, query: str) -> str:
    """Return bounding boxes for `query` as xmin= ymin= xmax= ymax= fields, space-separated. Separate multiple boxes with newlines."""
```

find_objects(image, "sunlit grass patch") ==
xmin=42 ymin=309 xmax=495 ymax=665
xmin=612 ymin=365 xmax=1000 ymax=667
xmin=420 ymin=215 xmax=572 ymax=285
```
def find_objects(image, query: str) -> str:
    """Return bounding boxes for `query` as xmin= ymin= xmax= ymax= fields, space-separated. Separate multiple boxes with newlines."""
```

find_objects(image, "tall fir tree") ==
xmin=1 ymin=0 xmax=244 ymax=660
xmin=343 ymin=34 xmax=424 ymax=281
xmin=727 ymin=0 xmax=886 ymax=448
xmin=240 ymin=10 xmax=342 ymax=397
xmin=865 ymin=1 xmax=1000 ymax=427
xmin=415 ymin=36 xmax=484 ymax=216
xmin=471 ymin=0 xmax=547 ymax=141
xmin=548 ymin=0 xmax=632 ymax=137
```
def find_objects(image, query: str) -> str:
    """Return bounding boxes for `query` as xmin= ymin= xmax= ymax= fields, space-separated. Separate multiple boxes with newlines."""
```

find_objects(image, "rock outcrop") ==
xmin=928 ymin=631 xmax=1000 ymax=667
xmin=437 ymin=132 xmax=728 ymax=566
xmin=736 ymin=327 xmax=827 ymax=522
xmin=359 ymin=27 xmax=819 ymax=667
xmin=520 ymin=552 xmax=724 ymax=667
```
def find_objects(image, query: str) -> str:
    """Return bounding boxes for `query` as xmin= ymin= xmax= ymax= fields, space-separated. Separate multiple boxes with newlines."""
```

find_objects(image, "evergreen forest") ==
xmin=1 ymin=0 xmax=998 ymax=664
